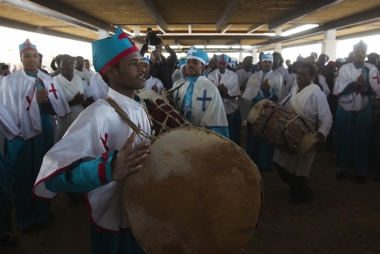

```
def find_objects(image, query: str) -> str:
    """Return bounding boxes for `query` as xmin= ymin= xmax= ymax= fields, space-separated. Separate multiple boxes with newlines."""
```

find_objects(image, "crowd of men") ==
xmin=0 ymin=28 xmax=379 ymax=253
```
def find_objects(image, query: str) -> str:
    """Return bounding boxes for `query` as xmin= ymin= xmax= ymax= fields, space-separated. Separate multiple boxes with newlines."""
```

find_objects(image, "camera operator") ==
xmin=140 ymin=35 xmax=177 ymax=90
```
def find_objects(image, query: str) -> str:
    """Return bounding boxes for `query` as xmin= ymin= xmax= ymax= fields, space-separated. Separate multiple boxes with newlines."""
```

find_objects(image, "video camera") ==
xmin=145 ymin=28 xmax=163 ymax=46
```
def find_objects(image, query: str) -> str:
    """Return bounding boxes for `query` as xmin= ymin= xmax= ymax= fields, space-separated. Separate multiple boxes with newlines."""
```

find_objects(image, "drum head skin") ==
xmin=123 ymin=127 xmax=263 ymax=254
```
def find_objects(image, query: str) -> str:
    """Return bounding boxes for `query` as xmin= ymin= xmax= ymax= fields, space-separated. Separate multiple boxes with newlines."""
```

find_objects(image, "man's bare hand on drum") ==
xmin=261 ymin=79 xmax=270 ymax=91
xmin=111 ymin=131 xmax=151 ymax=181
xmin=315 ymin=132 xmax=325 ymax=147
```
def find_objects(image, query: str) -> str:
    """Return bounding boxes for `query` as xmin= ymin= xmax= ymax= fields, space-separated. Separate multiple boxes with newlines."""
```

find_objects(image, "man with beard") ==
xmin=274 ymin=63 xmax=332 ymax=203
xmin=334 ymin=41 xmax=380 ymax=184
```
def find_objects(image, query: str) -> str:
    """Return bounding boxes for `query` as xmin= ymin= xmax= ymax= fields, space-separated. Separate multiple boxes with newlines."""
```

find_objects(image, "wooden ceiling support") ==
xmin=134 ymin=0 xmax=168 ymax=32
xmin=216 ymin=0 xmax=244 ymax=31
xmin=268 ymin=0 xmax=343 ymax=31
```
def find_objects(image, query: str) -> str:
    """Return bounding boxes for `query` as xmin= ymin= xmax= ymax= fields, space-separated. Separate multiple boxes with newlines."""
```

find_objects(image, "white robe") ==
xmin=0 ymin=69 xmax=71 ymax=140
xmin=333 ymin=62 xmax=380 ymax=111
xmin=207 ymin=69 xmax=241 ymax=115
xmin=318 ymin=74 xmax=330 ymax=97
xmin=90 ymin=72 xmax=109 ymax=101
xmin=33 ymin=88 xmax=151 ymax=231
xmin=54 ymin=74 xmax=87 ymax=140
xmin=172 ymin=69 xmax=182 ymax=83
xmin=140 ymin=76 xmax=164 ymax=94
xmin=171 ymin=76 xmax=228 ymax=127
xmin=235 ymin=68 xmax=253 ymax=90
xmin=274 ymin=66 xmax=289 ymax=99
xmin=273 ymin=84 xmax=332 ymax=176
xmin=242 ymin=70 xmax=283 ymax=102
xmin=74 ymin=68 xmax=93 ymax=84
xmin=283 ymin=73 xmax=297 ymax=98
xmin=235 ymin=69 xmax=254 ymax=120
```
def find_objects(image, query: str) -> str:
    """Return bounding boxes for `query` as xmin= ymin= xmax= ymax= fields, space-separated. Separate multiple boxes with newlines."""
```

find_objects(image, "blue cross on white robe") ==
xmin=197 ymin=90 xmax=212 ymax=111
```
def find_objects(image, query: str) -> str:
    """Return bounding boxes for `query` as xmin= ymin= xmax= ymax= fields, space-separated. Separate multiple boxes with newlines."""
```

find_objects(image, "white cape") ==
xmin=90 ymin=72 xmax=109 ymax=101
xmin=333 ymin=62 xmax=380 ymax=111
xmin=242 ymin=70 xmax=283 ymax=101
xmin=171 ymin=76 xmax=228 ymax=127
xmin=0 ymin=69 xmax=71 ymax=140
xmin=33 ymin=88 xmax=151 ymax=231
xmin=207 ymin=69 xmax=241 ymax=114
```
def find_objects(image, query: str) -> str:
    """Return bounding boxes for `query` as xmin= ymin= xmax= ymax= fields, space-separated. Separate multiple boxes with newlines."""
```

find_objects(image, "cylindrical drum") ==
xmin=138 ymin=90 xmax=190 ymax=136
xmin=247 ymin=99 xmax=319 ymax=158
xmin=123 ymin=127 xmax=263 ymax=254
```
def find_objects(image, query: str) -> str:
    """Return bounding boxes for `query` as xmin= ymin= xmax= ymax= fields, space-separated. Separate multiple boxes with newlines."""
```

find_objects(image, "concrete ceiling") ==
xmin=0 ymin=0 xmax=380 ymax=53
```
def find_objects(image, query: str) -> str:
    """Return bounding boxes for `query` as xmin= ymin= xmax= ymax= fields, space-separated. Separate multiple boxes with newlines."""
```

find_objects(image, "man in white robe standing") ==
xmin=208 ymin=54 xmax=241 ymax=144
xmin=139 ymin=57 xmax=164 ymax=94
xmin=236 ymin=56 xmax=254 ymax=121
xmin=333 ymin=40 xmax=380 ymax=184
xmin=171 ymin=46 xmax=229 ymax=138
xmin=0 ymin=39 xmax=70 ymax=229
xmin=273 ymin=63 xmax=332 ymax=203
xmin=74 ymin=56 xmax=93 ymax=84
xmin=242 ymin=53 xmax=283 ymax=171
xmin=55 ymin=54 xmax=94 ymax=140
xmin=33 ymin=27 xmax=151 ymax=253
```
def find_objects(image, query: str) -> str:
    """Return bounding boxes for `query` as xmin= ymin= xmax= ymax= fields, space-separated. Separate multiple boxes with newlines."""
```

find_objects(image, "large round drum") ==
xmin=247 ymin=99 xmax=319 ymax=158
xmin=123 ymin=127 xmax=263 ymax=254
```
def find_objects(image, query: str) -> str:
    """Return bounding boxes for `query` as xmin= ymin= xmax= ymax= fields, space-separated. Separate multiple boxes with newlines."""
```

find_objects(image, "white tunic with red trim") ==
xmin=33 ymin=88 xmax=151 ymax=232
xmin=333 ymin=62 xmax=380 ymax=111
xmin=207 ymin=69 xmax=241 ymax=114
xmin=0 ymin=69 xmax=71 ymax=140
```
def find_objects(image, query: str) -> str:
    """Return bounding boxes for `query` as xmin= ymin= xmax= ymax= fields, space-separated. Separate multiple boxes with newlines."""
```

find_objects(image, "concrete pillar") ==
xmin=133 ymin=26 xmax=140 ymax=37
xmin=274 ymin=28 xmax=282 ymax=53
xmin=98 ymin=28 xmax=108 ymax=39
xmin=321 ymin=29 xmax=337 ymax=61
xmin=239 ymin=51 xmax=243 ymax=63
xmin=252 ymin=47 xmax=258 ymax=64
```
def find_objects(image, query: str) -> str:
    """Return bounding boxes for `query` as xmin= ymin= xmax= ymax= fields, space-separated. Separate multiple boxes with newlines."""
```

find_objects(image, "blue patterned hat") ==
xmin=141 ymin=57 xmax=150 ymax=64
xmin=262 ymin=53 xmax=273 ymax=62
xmin=187 ymin=46 xmax=208 ymax=65
xmin=92 ymin=27 xmax=139 ymax=76
xmin=19 ymin=39 xmax=37 ymax=54
xmin=217 ymin=54 xmax=229 ymax=63
xmin=353 ymin=40 xmax=368 ymax=51
xmin=179 ymin=58 xmax=187 ymax=68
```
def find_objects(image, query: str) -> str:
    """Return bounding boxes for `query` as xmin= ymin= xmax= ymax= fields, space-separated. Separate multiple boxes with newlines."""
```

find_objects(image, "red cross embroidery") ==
xmin=26 ymin=96 xmax=32 ymax=111
xmin=100 ymin=133 xmax=109 ymax=152
xmin=49 ymin=84 xmax=58 ymax=99
xmin=373 ymin=73 xmax=380 ymax=84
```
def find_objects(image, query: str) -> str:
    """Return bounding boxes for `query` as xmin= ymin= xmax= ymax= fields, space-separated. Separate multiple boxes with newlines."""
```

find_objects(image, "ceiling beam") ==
xmin=134 ymin=0 xmax=168 ymax=32
xmin=268 ymin=0 xmax=343 ymax=31
xmin=216 ymin=0 xmax=244 ymax=31
xmin=222 ymin=24 xmax=233 ymax=34
xmin=136 ymin=35 xmax=272 ymax=41
xmin=247 ymin=24 xmax=265 ymax=34
xmin=2 ymin=0 xmax=116 ymax=33
xmin=0 ymin=17 xmax=93 ymax=43
xmin=266 ymin=6 xmax=380 ymax=45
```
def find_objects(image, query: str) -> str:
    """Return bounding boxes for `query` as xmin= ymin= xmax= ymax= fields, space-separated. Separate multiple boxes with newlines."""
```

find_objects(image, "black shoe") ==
xmin=356 ymin=175 xmax=365 ymax=184
xmin=373 ymin=174 xmax=380 ymax=182
xmin=335 ymin=171 xmax=347 ymax=180
xmin=0 ymin=234 xmax=19 ymax=246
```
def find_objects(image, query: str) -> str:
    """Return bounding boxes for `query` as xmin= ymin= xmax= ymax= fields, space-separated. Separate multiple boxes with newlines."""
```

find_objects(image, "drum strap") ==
xmin=104 ymin=97 xmax=152 ymax=141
